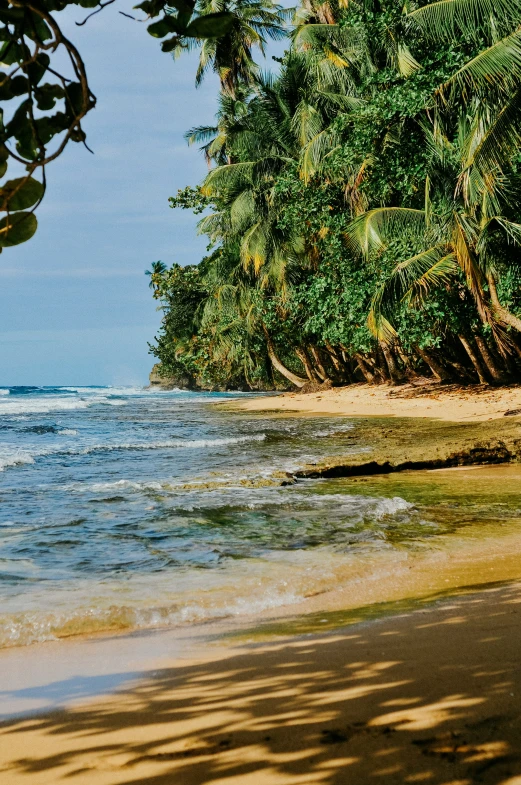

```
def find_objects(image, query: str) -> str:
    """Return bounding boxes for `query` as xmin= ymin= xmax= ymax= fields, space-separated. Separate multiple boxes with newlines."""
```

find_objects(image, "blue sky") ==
xmin=0 ymin=2 xmax=281 ymax=385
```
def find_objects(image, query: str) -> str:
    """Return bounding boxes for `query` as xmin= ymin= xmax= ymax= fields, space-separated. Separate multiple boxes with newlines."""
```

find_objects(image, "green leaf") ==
xmin=0 ymin=177 xmax=44 ymax=211
xmin=147 ymin=15 xmax=184 ymax=38
xmin=64 ymin=82 xmax=86 ymax=116
xmin=25 ymin=11 xmax=52 ymax=44
xmin=26 ymin=54 xmax=50 ymax=87
xmin=0 ymin=75 xmax=28 ymax=101
xmin=134 ymin=0 xmax=167 ymax=18
xmin=34 ymin=83 xmax=65 ymax=111
xmin=161 ymin=35 xmax=181 ymax=53
xmin=185 ymin=11 xmax=234 ymax=38
xmin=0 ymin=41 xmax=24 ymax=67
xmin=0 ymin=211 xmax=37 ymax=247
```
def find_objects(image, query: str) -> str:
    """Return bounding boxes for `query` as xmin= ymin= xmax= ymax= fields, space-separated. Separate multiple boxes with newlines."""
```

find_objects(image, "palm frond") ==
xmin=440 ymin=29 xmax=521 ymax=100
xmin=345 ymin=207 xmax=429 ymax=257
xmin=407 ymin=0 xmax=521 ymax=41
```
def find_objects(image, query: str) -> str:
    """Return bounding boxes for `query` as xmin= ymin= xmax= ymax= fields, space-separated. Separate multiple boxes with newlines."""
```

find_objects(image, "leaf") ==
xmin=134 ymin=0 xmax=168 ymax=18
xmin=147 ymin=15 xmax=184 ymax=38
xmin=0 ymin=41 xmax=24 ymax=67
xmin=34 ymin=83 xmax=65 ymax=111
xmin=0 ymin=177 xmax=44 ymax=211
xmin=0 ymin=212 xmax=37 ymax=247
xmin=407 ymin=0 xmax=521 ymax=41
xmin=26 ymin=54 xmax=50 ymax=87
xmin=185 ymin=12 xmax=234 ymax=39
xmin=345 ymin=207 xmax=429 ymax=257
xmin=0 ymin=75 xmax=28 ymax=101
xmin=161 ymin=35 xmax=181 ymax=53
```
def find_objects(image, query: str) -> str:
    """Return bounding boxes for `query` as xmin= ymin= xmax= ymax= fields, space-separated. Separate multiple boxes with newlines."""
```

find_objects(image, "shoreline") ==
xmin=232 ymin=381 xmax=521 ymax=421
xmin=227 ymin=383 xmax=521 ymax=479
xmin=3 ymin=394 xmax=521 ymax=782
xmin=3 ymin=580 xmax=521 ymax=783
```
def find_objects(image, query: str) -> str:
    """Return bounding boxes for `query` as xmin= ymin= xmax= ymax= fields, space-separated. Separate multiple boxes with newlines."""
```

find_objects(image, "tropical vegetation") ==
xmin=146 ymin=0 xmax=521 ymax=389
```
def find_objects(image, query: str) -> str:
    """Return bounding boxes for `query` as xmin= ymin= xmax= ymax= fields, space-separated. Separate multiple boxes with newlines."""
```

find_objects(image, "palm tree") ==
xmin=174 ymin=0 xmax=291 ymax=97
xmin=145 ymin=261 xmax=168 ymax=292
xmin=345 ymin=120 xmax=521 ymax=346
xmin=185 ymin=86 xmax=252 ymax=165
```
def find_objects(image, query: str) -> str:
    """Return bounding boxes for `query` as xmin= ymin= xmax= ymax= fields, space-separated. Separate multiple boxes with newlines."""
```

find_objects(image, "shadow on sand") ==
xmin=2 ymin=583 xmax=521 ymax=785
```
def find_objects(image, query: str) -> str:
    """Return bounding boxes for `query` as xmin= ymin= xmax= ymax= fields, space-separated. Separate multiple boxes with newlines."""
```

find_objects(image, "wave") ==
xmin=0 ymin=396 xmax=127 ymax=416
xmin=0 ymin=389 xmax=9 ymax=396
xmin=0 ymin=451 xmax=40 ymax=471
xmin=0 ymin=433 xmax=267 ymax=471
xmin=0 ymin=589 xmax=302 ymax=648
xmin=0 ymin=544 xmax=417 ymax=649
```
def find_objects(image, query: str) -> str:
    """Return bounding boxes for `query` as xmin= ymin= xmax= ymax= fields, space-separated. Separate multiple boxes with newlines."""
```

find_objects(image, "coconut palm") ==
xmin=345 ymin=118 xmax=521 ymax=344
xmin=174 ymin=0 xmax=291 ymax=97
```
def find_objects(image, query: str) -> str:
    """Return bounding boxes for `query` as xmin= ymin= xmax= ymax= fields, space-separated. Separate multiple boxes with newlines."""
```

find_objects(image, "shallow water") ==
xmin=1 ymin=385 xmax=520 ymax=648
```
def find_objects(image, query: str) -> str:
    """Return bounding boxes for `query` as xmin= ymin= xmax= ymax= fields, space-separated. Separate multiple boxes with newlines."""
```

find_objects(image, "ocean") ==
xmin=1 ymin=385 xmax=520 ymax=649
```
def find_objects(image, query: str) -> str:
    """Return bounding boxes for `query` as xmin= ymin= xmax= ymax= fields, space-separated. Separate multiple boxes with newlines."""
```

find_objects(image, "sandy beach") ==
xmin=3 ymin=387 xmax=521 ymax=784
xmin=2 ymin=581 xmax=521 ymax=785
xmin=234 ymin=382 xmax=521 ymax=422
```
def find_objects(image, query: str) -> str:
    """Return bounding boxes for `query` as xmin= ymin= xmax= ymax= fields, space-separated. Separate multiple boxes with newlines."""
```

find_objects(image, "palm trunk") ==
xmin=310 ymin=346 xmax=330 ymax=382
xmin=379 ymin=341 xmax=403 ymax=385
xmin=458 ymin=335 xmax=489 ymax=384
xmin=295 ymin=348 xmax=319 ymax=382
xmin=324 ymin=341 xmax=343 ymax=375
xmin=487 ymin=273 xmax=521 ymax=333
xmin=264 ymin=334 xmax=306 ymax=388
xmin=415 ymin=346 xmax=452 ymax=383
xmin=473 ymin=332 xmax=506 ymax=384
xmin=354 ymin=353 xmax=375 ymax=383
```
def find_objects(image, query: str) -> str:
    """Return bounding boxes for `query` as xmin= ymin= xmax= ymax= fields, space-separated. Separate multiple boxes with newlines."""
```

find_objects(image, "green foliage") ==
xmin=143 ymin=0 xmax=521 ymax=387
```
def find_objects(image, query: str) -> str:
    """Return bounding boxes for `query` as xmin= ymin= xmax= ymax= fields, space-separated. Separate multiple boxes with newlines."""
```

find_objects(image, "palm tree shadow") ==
xmin=2 ymin=583 xmax=521 ymax=785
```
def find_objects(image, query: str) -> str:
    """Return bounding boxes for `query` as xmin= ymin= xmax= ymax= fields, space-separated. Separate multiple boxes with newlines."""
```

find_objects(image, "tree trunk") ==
xmin=380 ymin=341 xmax=403 ymax=385
xmin=265 ymin=334 xmax=307 ymax=388
xmin=473 ymin=333 xmax=507 ymax=384
xmin=354 ymin=353 xmax=375 ymax=383
xmin=458 ymin=335 xmax=489 ymax=384
xmin=324 ymin=341 xmax=342 ymax=373
xmin=487 ymin=273 xmax=521 ymax=333
xmin=295 ymin=348 xmax=319 ymax=382
xmin=325 ymin=342 xmax=351 ymax=382
xmin=310 ymin=346 xmax=330 ymax=382
xmin=415 ymin=346 xmax=453 ymax=383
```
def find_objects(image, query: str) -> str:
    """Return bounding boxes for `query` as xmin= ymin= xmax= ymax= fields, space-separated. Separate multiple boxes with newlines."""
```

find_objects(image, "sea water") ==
xmin=1 ymin=385 xmax=521 ymax=649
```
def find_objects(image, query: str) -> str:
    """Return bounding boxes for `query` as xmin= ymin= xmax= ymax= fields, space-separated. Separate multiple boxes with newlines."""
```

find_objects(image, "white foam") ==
xmin=74 ymin=434 xmax=267 ymax=455
xmin=374 ymin=497 xmax=415 ymax=518
xmin=0 ymin=396 xmax=126 ymax=416
xmin=0 ymin=433 xmax=267 ymax=472
xmin=0 ymin=451 xmax=37 ymax=471
xmin=0 ymin=389 xmax=9 ymax=395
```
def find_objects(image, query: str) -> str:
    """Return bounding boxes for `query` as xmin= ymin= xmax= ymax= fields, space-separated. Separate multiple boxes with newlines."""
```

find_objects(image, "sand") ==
xmin=4 ymin=390 xmax=521 ymax=784
xmin=2 ymin=582 xmax=521 ymax=784
xmin=234 ymin=382 xmax=521 ymax=422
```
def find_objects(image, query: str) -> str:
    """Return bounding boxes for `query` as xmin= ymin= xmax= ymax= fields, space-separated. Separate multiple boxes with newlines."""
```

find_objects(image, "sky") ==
xmin=0 ymin=1 xmax=280 ymax=386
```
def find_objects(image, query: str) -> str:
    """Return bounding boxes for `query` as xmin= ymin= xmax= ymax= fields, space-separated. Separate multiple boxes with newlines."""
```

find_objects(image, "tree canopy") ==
xmin=149 ymin=0 xmax=521 ymax=390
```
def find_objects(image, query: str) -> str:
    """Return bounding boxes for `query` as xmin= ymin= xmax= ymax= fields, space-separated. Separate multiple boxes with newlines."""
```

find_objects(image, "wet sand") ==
xmin=2 ymin=580 xmax=521 ymax=784
xmin=234 ymin=382 xmax=521 ymax=422
xmin=3 ymin=408 xmax=521 ymax=783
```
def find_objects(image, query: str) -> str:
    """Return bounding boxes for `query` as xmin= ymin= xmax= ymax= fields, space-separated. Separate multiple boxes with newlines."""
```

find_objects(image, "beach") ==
xmin=2 ymin=580 xmax=521 ymax=784
xmin=2 ymin=384 xmax=521 ymax=783
xmin=233 ymin=381 xmax=521 ymax=421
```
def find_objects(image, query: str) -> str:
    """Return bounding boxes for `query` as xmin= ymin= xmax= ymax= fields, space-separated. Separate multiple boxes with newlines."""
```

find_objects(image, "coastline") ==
xmin=231 ymin=381 xmax=521 ymax=421
xmin=3 ymin=580 xmax=521 ymax=784
xmin=3 ymin=389 xmax=521 ymax=782
xmin=228 ymin=383 xmax=521 ymax=478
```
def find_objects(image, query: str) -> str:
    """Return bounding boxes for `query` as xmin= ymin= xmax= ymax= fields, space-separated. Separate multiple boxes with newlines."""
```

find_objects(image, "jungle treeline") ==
xmin=148 ymin=0 xmax=521 ymax=390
